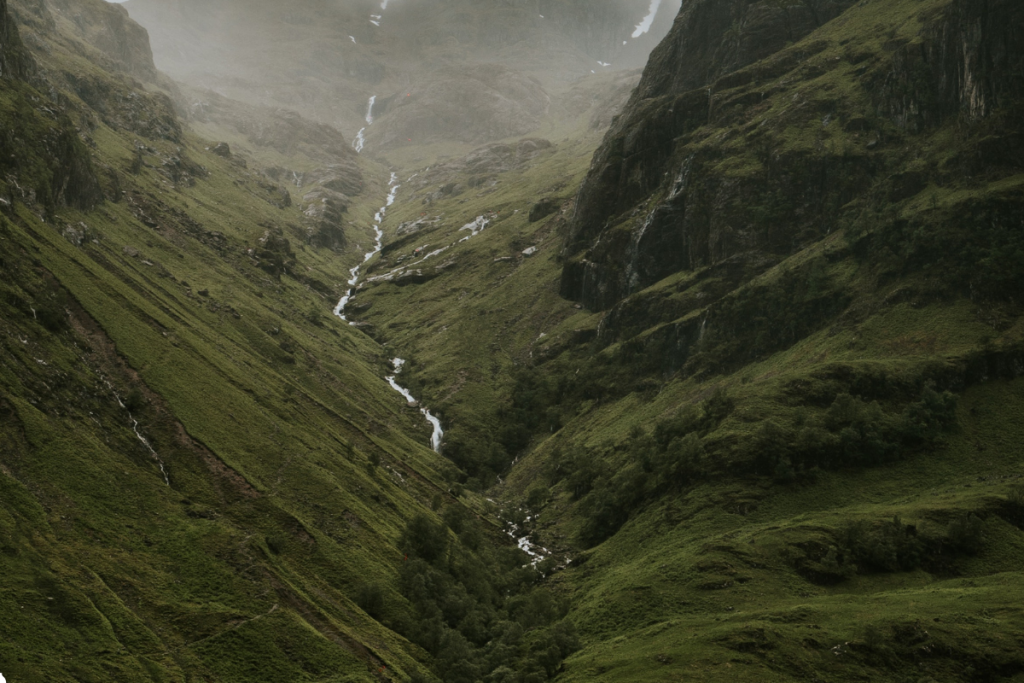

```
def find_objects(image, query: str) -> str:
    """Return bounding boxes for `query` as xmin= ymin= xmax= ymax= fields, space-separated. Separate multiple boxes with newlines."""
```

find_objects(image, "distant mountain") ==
xmin=121 ymin=0 xmax=681 ymax=149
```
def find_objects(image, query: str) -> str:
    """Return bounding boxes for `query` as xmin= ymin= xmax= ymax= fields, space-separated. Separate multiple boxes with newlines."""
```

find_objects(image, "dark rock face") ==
xmin=0 ymin=0 xmax=31 ymax=80
xmin=46 ymin=0 xmax=158 ymax=82
xmin=561 ymin=0 xmax=1024 ymax=312
xmin=631 ymin=0 xmax=857 ymax=102
xmin=878 ymin=0 xmax=1024 ymax=128
xmin=302 ymin=188 xmax=350 ymax=252
xmin=65 ymin=70 xmax=182 ymax=141
xmin=210 ymin=142 xmax=232 ymax=158
xmin=529 ymin=197 xmax=561 ymax=223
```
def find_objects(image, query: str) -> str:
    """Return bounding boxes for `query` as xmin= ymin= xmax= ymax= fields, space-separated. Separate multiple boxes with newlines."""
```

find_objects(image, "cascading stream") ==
xmin=386 ymin=358 xmax=444 ymax=452
xmin=333 ymin=173 xmax=397 ymax=322
xmin=353 ymin=95 xmax=376 ymax=153
xmin=104 ymin=380 xmax=170 ymax=486
xmin=332 ymin=176 xmax=445 ymax=453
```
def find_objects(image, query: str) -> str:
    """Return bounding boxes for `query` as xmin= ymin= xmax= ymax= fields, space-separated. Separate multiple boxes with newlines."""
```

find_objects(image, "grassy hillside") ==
xmin=2 ymin=0 xmax=1023 ymax=680
xmin=347 ymin=0 xmax=1024 ymax=680
xmin=0 ymin=1 xmax=582 ymax=681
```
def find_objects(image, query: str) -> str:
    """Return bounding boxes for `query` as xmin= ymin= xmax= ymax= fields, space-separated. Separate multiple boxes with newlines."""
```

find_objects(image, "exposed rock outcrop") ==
xmin=561 ymin=0 xmax=1024 ymax=312
xmin=47 ymin=0 xmax=158 ymax=81
xmin=1 ymin=0 xmax=31 ymax=79
xmin=302 ymin=188 xmax=349 ymax=251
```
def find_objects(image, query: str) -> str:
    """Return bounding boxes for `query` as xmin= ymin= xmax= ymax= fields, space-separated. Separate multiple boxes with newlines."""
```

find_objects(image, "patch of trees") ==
xmin=548 ymin=389 xmax=734 ymax=548
xmin=853 ymin=197 xmax=1024 ymax=303
xmin=797 ymin=513 xmax=986 ymax=584
xmin=758 ymin=386 xmax=958 ymax=480
xmin=392 ymin=513 xmax=579 ymax=683
xmin=542 ymin=383 xmax=956 ymax=549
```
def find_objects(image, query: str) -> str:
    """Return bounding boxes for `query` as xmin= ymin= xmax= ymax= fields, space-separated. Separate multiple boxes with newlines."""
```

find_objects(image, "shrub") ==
xmin=400 ymin=514 xmax=448 ymax=564
xmin=842 ymin=517 xmax=924 ymax=573
xmin=354 ymin=582 xmax=385 ymax=619
xmin=945 ymin=513 xmax=984 ymax=555
xmin=265 ymin=535 xmax=286 ymax=555
xmin=526 ymin=486 xmax=550 ymax=511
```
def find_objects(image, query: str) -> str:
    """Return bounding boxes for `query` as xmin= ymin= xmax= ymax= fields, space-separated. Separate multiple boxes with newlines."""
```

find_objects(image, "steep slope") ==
xmin=561 ymin=0 xmax=1024 ymax=311
xmin=0 ymin=2 xmax=578 ymax=682
xmin=340 ymin=0 xmax=1024 ymax=681
xmin=3 ymin=0 xmax=1024 ymax=681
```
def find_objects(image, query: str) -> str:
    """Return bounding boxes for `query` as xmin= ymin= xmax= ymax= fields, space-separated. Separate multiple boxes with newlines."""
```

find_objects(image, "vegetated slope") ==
xmin=0 ymin=1 xmax=581 ymax=682
xmin=347 ymin=0 xmax=1024 ymax=680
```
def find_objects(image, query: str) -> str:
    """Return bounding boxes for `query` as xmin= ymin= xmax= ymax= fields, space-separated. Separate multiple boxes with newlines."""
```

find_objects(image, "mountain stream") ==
xmin=333 ymin=175 xmax=445 ymax=453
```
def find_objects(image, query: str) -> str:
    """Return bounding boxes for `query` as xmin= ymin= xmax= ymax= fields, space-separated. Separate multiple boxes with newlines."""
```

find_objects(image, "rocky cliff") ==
xmin=561 ymin=0 xmax=1024 ymax=313
xmin=10 ymin=0 xmax=157 ymax=82
xmin=0 ymin=0 xmax=104 ymax=211
xmin=0 ymin=0 xmax=30 ymax=79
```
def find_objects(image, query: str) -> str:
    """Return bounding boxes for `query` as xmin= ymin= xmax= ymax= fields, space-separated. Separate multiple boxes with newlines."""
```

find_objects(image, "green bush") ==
xmin=354 ymin=582 xmax=385 ymax=620
xmin=945 ymin=513 xmax=985 ymax=555
xmin=399 ymin=514 xmax=449 ymax=564
xmin=842 ymin=517 xmax=925 ymax=573
xmin=395 ymin=512 xmax=577 ymax=682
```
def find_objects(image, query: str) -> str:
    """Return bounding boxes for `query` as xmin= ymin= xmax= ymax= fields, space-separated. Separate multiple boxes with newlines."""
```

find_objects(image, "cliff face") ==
xmin=0 ymin=0 xmax=104 ymax=211
xmin=561 ymin=0 xmax=1024 ymax=312
xmin=10 ymin=0 xmax=157 ymax=81
xmin=49 ymin=0 xmax=158 ymax=81
xmin=0 ymin=0 xmax=31 ymax=79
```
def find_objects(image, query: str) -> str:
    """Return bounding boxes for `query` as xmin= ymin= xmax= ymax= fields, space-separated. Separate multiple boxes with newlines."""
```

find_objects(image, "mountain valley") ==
xmin=0 ymin=0 xmax=1023 ymax=682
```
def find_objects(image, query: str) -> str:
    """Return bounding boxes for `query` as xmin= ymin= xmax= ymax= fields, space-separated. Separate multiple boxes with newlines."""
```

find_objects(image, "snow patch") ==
xmin=632 ymin=0 xmax=663 ymax=38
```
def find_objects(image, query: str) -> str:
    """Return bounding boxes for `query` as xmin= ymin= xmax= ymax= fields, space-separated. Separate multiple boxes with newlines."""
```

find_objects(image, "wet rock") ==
xmin=302 ymin=188 xmax=349 ymax=251
xmin=394 ymin=269 xmax=436 ymax=286
xmin=210 ymin=142 xmax=232 ymax=158
xmin=529 ymin=197 xmax=560 ymax=222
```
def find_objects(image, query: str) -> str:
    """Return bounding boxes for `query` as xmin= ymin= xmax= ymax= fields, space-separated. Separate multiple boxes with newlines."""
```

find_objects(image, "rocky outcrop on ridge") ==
xmin=561 ymin=0 xmax=1024 ymax=312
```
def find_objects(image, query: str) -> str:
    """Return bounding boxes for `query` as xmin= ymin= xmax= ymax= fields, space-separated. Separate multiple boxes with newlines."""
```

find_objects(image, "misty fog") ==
xmin=116 ymin=0 xmax=681 ymax=152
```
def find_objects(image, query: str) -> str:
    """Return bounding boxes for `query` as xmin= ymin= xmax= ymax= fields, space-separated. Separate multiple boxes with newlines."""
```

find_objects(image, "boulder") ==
xmin=529 ymin=197 xmax=559 ymax=223
xmin=210 ymin=142 xmax=232 ymax=158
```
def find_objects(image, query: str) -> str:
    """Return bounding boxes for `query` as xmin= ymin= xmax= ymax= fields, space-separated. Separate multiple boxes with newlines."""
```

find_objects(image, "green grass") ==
xmin=3 ymin=0 xmax=1024 ymax=679
xmin=335 ymin=0 xmax=1024 ymax=679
